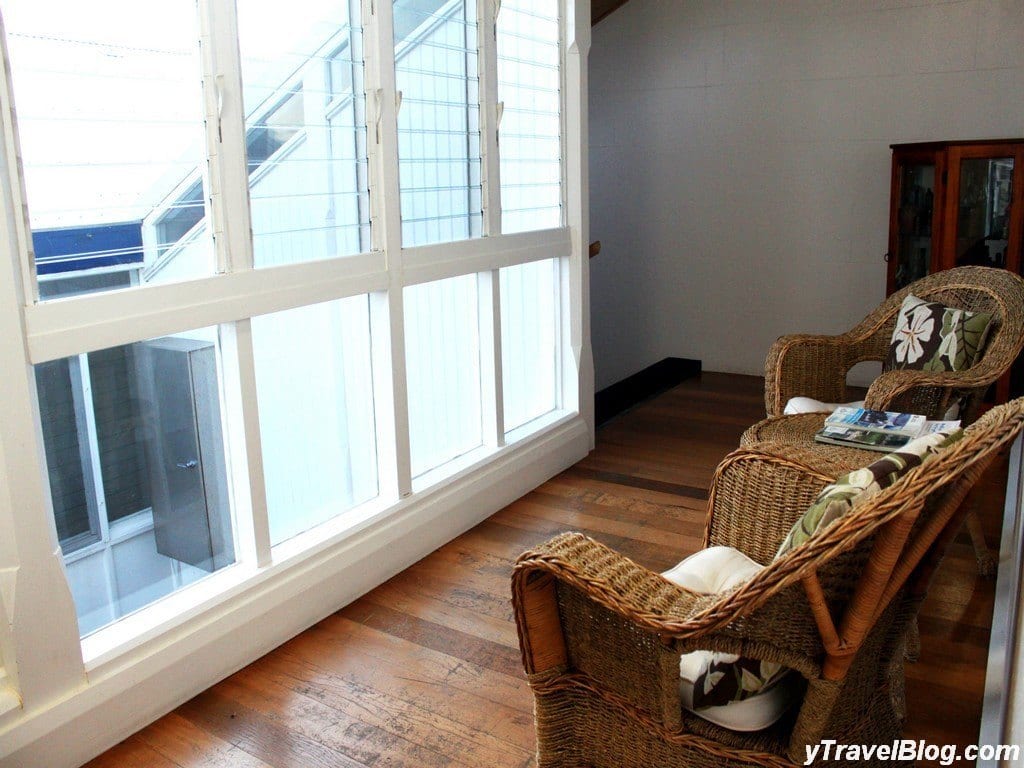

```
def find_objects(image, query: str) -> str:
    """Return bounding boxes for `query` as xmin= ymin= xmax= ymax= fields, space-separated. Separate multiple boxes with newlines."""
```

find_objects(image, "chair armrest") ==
xmin=703 ymin=445 xmax=834 ymax=564
xmin=513 ymin=532 xmax=824 ymax=730
xmin=765 ymin=332 xmax=889 ymax=416
xmin=864 ymin=364 xmax=1003 ymax=417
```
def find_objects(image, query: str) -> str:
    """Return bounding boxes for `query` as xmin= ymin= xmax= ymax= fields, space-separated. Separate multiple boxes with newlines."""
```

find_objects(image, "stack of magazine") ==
xmin=813 ymin=406 xmax=960 ymax=452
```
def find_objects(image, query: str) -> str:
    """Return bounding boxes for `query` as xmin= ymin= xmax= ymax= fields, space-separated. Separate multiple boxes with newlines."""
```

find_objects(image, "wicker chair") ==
xmin=512 ymin=398 xmax=1024 ymax=768
xmin=754 ymin=266 xmax=1024 ymax=574
xmin=764 ymin=266 xmax=1024 ymax=422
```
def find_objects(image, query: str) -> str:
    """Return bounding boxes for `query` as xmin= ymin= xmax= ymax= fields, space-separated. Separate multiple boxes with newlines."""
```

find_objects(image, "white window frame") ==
xmin=0 ymin=0 xmax=593 ymax=764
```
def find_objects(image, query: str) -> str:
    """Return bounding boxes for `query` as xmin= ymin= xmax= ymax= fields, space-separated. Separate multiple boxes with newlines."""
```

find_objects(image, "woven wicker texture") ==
xmin=740 ymin=412 xmax=1000 ymax=575
xmin=763 ymin=266 xmax=1024 ymax=421
xmin=513 ymin=398 xmax=1024 ymax=767
xmin=740 ymin=413 xmax=878 ymax=467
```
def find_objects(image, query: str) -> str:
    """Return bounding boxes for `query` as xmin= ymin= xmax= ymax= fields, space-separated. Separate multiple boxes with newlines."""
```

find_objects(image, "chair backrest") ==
xmin=711 ymin=397 xmax=1024 ymax=755
xmin=857 ymin=266 xmax=1024 ymax=421
xmin=722 ymin=397 xmax=1022 ymax=658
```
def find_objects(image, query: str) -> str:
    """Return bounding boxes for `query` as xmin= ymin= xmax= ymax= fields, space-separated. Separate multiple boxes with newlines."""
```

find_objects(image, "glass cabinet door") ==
xmin=891 ymin=160 xmax=937 ymax=291
xmin=942 ymin=143 xmax=1024 ymax=280
xmin=950 ymin=154 xmax=1014 ymax=270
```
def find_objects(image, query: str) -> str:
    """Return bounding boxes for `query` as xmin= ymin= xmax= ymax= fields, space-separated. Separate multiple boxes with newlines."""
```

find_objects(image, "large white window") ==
xmin=498 ymin=0 xmax=563 ymax=233
xmin=5 ymin=0 xmax=215 ymax=292
xmin=394 ymin=0 xmax=482 ymax=247
xmin=35 ymin=330 xmax=233 ymax=636
xmin=252 ymin=296 xmax=378 ymax=545
xmin=0 ymin=0 xmax=590 ymax=763
xmin=238 ymin=0 xmax=371 ymax=266
xmin=405 ymin=274 xmax=482 ymax=476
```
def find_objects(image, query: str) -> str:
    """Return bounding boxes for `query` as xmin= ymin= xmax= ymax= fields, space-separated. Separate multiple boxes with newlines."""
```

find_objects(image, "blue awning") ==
xmin=33 ymin=222 xmax=143 ymax=276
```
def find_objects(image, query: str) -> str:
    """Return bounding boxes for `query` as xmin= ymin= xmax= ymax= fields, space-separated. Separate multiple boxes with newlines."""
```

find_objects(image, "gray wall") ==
xmin=588 ymin=0 xmax=1024 ymax=389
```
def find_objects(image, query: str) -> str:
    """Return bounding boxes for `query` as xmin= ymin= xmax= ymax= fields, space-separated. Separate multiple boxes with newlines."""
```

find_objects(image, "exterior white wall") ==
xmin=588 ymin=0 xmax=1024 ymax=390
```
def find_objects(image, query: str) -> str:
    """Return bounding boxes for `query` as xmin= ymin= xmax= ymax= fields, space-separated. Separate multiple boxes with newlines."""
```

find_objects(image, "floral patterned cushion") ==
xmin=883 ymin=294 xmax=992 ymax=373
xmin=687 ymin=654 xmax=789 ymax=710
xmin=775 ymin=427 xmax=963 ymax=558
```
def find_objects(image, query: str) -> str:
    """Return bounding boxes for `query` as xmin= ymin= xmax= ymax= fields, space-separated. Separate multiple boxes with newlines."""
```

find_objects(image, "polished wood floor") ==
xmin=85 ymin=373 xmax=1007 ymax=768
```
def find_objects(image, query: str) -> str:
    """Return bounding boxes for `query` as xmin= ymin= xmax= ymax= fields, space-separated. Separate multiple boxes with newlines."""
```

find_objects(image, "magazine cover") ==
xmin=826 ymin=407 xmax=925 ymax=436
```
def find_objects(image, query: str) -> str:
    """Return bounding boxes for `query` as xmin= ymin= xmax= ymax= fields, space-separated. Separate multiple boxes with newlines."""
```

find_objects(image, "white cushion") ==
xmin=783 ymin=397 xmax=865 ymax=415
xmin=662 ymin=546 xmax=797 ymax=731
xmin=661 ymin=546 xmax=763 ymax=594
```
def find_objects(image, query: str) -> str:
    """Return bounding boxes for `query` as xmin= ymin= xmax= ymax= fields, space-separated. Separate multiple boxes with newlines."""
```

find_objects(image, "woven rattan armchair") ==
xmin=764 ymin=266 xmax=1024 ymax=422
xmin=513 ymin=399 xmax=1024 ymax=768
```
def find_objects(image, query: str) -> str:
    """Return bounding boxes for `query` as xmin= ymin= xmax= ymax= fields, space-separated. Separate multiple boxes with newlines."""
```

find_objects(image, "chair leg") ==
xmin=964 ymin=509 xmax=998 ymax=578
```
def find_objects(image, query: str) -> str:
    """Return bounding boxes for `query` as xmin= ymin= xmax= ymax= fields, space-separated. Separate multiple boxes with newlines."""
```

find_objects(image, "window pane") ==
xmin=497 ymin=0 xmax=562 ymax=233
xmin=501 ymin=259 xmax=559 ymax=431
xmin=954 ymin=157 xmax=1014 ymax=270
xmin=35 ymin=329 xmax=234 ymax=637
xmin=38 ymin=270 xmax=134 ymax=301
xmin=4 ymin=0 xmax=215 ymax=296
xmin=35 ymin=359 xmax=93 ymax=547
xmin=405 ymin=275 xmax=482 ymax=476
xmin=251 ymin=296 xmax=378 ymax=545
xmin=237 ymin=0 xmax=370 ymax=266
xmin=394 ymin=0 xmax=482 ymax=247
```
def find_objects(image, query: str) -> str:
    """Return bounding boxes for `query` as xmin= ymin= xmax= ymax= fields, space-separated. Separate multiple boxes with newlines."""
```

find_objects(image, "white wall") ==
xmin=588 ymin=0 xmax=1024 ymax=390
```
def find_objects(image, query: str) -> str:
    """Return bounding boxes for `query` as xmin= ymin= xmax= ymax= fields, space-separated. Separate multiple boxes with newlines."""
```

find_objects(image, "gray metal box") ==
xmin=135 ymin=337 xmax=234 ymax=572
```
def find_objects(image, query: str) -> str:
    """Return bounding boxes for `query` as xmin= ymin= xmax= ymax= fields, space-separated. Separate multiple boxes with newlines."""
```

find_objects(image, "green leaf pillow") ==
xmin=775 ymin=427 xmax=962 ymax=558
xmin=883 ymin=294 xmax=992 ymax=373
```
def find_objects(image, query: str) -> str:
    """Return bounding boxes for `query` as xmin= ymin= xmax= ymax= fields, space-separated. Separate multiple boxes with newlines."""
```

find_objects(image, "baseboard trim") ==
xmin=595 ymin=357 xmax=701 ymax=426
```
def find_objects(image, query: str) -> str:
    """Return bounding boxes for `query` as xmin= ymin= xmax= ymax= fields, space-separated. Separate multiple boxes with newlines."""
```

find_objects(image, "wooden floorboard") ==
xmin=84 ymin=372 xmax=1006 ymax=768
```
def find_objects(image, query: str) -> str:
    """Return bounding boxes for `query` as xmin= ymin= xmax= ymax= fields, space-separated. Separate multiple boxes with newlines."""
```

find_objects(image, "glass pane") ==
xmin=955 ymin=157 xmax=1014 ymax=270
xmin=35 ymin=329 xmax=235 ymax=637
xmin=35 ymin=359 xmax=93 ymax=547
xmin=892 ymin=163 xmax=934 ymax=290
xmin=237 ymin=0 xmax=370 ymax=266
xmin=4 ymin=0 xmax=215 ymax=297
xmin=502 ymin=259 xmax=559 ymax=431
xmin=497 ymin=0 xmax=562 ymax=233
xmin=251 ymin=296 xmax=378 ymax=545
xmin=38 ymin=270 xmax=134 ymax=300
xmin=404 ymin=275 xmax=482 ymax=476
xmin=394 ymin=0 xmax=482 ymax=247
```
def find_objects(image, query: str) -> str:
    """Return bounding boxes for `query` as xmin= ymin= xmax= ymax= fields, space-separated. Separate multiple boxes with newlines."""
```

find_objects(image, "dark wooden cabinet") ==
xmin=887 ymin=139 xmax=1024 ymax=399
xmin=888 ymin=140 xmax=1024 ymax=293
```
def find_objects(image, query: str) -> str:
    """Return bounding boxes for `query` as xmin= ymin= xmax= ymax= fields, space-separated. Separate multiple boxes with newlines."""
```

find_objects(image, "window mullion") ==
xmin=69 ymin=354 xmax=108 ymax=543
xmin=476 ymin=0 xmax=504 ymax=447
xmin=197 ymin=0 xmax=255 ymax=274
xmin=0 ymin=18 xmax=36 ymax=305
xmin=220 ymin=319 xmax=272 ymax=566
xmin=364 ymin=0 xmax=413 ymax=499
xmin=479 ymin=0 xmax=502 ymax=237
xmin=477 ymin=270 xmax=504 ymax=446
xmin=0 ymin=15 xmax=85 ymax=704
xmin=198 ymin=0 xmax=271 ymax=563
xmin=561 ymin=0 xmax=593 ymax=441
